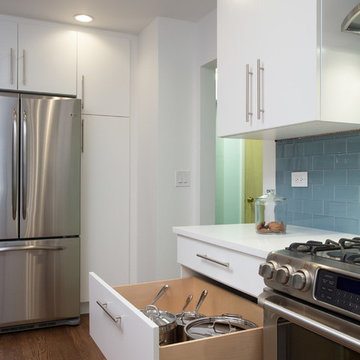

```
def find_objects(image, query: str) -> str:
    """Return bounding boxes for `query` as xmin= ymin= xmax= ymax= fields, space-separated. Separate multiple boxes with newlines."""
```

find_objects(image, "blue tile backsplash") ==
xmin=276 ymin=131 xmax=360 ymax=235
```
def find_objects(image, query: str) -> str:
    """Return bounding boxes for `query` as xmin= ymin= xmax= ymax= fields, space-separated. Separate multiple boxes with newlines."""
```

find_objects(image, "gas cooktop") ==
xmin=259 ymin=237 xmax=360 ymax=321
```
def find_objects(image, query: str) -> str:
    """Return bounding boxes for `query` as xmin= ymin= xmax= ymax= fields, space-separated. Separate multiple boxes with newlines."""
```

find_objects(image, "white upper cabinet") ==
xmin=78 ymin=31 xmax=130 ymax=117
xmin=0 ymin=20 xmax=17 ymax=90
xmin=217 ymin=0 xmax=360 ymax=140
xmin=18 ymin=22 xmax=77 ymax=95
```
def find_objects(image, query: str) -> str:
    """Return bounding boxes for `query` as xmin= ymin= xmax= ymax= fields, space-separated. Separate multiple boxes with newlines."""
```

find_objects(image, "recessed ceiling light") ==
xmin=74 ymin=14 xmax=94 ymax=23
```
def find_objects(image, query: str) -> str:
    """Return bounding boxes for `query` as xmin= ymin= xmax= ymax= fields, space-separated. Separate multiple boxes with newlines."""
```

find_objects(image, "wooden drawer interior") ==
xmin=114 ymin=276 xmax=263 ymax=360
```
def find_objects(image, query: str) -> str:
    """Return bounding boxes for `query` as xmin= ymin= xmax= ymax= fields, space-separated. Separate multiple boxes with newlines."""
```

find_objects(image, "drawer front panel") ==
xmin=89 ymin=272 xmax=158 ymax=360
xmin=177 ymin=236 xmax=265 ymax=297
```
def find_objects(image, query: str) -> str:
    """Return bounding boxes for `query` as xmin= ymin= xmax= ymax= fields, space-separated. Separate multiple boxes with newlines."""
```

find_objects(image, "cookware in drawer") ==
xmin=177 ymin=235 xmax=264 ymax=297
xmin=89 ymin=274 xmax=263 ymax=360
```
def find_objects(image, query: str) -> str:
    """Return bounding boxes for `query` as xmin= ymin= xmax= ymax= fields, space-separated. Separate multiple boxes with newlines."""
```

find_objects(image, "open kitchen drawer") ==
xmin=89 ymin=273 xmax=263 ymax=360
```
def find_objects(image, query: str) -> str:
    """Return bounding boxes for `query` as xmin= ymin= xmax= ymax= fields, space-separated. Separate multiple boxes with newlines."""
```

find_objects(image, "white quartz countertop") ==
xmin=173 ymin=224 xmax=357 ymax=259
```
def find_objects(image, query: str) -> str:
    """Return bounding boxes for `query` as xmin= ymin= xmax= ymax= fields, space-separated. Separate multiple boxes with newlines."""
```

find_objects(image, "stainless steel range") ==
xmin=258 ymin=238 xmax=360 ymax=360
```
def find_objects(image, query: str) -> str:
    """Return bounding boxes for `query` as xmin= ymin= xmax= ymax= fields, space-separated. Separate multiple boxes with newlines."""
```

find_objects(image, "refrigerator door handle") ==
xmin=12 ymin=109 xmax=18 ymax=220
xmin=0 ymin=245 xmax=65 ymax=253
xmin=22 ymin=110 xmax=27 ymax=220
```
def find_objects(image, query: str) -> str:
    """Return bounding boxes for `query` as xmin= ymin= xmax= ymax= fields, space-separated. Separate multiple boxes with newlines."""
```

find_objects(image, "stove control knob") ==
xmin=275 ymin=266 xmax=292 ymax=285
xmin=291 ymin=270 xmax=310 ymax=291
xmin=258 ymin=261 xmax=277 ymax=279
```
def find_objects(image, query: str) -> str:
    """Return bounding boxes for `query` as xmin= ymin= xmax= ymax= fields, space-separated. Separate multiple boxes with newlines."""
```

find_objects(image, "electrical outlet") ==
xmin=291 ymin=171 xmax=308 ymax=187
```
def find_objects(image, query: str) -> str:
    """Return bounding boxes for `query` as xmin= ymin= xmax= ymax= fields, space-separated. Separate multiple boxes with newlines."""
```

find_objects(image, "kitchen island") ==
xmin=173 ymin=224 xmax=356 ymax=297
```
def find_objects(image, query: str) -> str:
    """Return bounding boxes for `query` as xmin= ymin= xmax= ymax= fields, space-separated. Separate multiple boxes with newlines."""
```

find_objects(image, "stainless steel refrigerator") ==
xmin=0 ymin=92 xmax=81 ymax=332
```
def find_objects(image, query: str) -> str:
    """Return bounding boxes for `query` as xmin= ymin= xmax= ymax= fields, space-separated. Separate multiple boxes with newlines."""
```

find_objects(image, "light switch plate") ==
xmin=291 ymin=171 xmax=308 ymax=187
xmin=175 ymin=170 xmax=191 ymax=187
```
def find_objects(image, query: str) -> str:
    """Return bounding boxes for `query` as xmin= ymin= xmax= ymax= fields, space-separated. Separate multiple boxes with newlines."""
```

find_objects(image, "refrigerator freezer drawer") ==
xmin=0 ymin=237 xmax=80 ymax=329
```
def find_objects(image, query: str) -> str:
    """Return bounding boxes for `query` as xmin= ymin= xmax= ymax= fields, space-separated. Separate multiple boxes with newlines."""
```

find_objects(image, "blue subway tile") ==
xmin=313 ymin=155 xmax=334 ymax=170
xmin=284 ymin=171 xmax=292 ymax=185
xmin=284 ymin=144 xmax=294 ymax=158
xmin=292 ymin=212 xmax=313 ymax=227
xmin=293 ymin=187 xmax=312 ymax=200
xmin=276 ymin=185 xmax=293 ymax=199
xmin=276 ymin=143 xmax=284 ymax=158
xmin=335 ymin=185 xmax=359 ymax=201
xmin=324 ymin=139 xmax=346 ymax=154
xmin=334 ymin=217 xmax=359 ymax=234
xmin=287 ymin=199 xmax=302 ymax=212
xmin=304 ymin=141 xmax=324 ymax=155
xmin=323 ymin=170 xmax=347 ymax=185
xmin=324 ymin=201 xmax=347 ymax=217
xmin=313 ymin=215 xmax=335 ymax=231
xmin=347 ymin=135 xmax=360 ymax=153
xmin=335 ymin=154 xmax=360 ymax=169
xmin=348 ymin=170 xmax=360 ymax=185
xmin=308 ymin=171 xmax=323 ymax=185
xmin=313 ymin=185 xmax=334 ymax=200
xmin=294 ymin=143 xmax=304 ymax=157
xmin=304 ymin=200 xmax=323 ymax=215
xmin=276 ymin=171 xmax=284 ymax=185
xmin=291 ymin=157 xmax=309 ymax=171
xmin=347 ymin=202 xmax=360 ymax=218
xmin=276 ymin=158 xmax=292 ymax=171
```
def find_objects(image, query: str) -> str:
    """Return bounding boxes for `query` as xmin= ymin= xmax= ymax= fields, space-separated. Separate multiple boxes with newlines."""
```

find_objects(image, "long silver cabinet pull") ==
xmin=246 ymin=64 xmax=253 ymax=123
xmin=96 ymin=301 xmax=121 ymax=324
xmin=81 ymin=75 xmax=85 ymax=110
xmin=23 ymin=50 xmax=26 ymax=85
xmin=10 ymin=48 xmax=14 ymax=85
xmin=257 ymin=59 xmax=265 ymax=120
xmin=22 ymin=111 xmax=27 ymax=220
xmin=263 ymin=299 xmax=360 ymax=353
xmin=12 ymin=109 xmax=18 ymax=220
xmin=81 ymin=119 xmax=84 ymax=153
xmin=0 ymin=245 xmax=64 ymax=252
xmin=196 ymin=253 xmax=230 ymax=268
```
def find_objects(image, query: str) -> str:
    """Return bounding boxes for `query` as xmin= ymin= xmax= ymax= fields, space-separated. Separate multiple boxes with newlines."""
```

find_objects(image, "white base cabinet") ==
xmin=89 ymin=235 xmax=264 ymax=360
xmin=89 ymin=274 xmax=263 ymax=360
xmin=81 ymin=115 xmax=130 ymax=302
xmin=217 ymin=0 xmax=360 ymax=140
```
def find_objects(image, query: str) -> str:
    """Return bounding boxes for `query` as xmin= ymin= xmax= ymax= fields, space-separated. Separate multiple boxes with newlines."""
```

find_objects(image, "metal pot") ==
xmin=184 ymin=314 xmax=258 ymax=341
xmin=141 ymin=305 xmax=177 ymax=345
xmin=176 ymin=290 xmax=208 ymax=342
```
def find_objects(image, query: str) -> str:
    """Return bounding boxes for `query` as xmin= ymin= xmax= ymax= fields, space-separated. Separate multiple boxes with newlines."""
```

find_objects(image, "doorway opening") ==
xmin=200 ymin=62 xmax=263 ymax=225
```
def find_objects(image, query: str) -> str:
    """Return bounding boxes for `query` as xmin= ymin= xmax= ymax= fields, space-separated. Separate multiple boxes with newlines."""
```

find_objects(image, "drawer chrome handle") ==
xmin=96 ymin=301 xmax=121 ymax=324
xmin=196 ymin=254 xmax=230 ymax=268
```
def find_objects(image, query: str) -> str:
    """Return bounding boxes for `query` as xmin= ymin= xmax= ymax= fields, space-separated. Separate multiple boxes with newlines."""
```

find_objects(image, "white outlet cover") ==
xmin=291 ymin=171 xmax=308 ymax=187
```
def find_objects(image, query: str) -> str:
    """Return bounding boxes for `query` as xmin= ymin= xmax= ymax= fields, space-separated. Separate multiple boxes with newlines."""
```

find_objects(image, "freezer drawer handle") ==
xmin=196 ymin=254 xmax=230 ymax=268
xmin=96 ymin=301 xmax=122 ymax=324
xmin=0 ymin=245 xmax=65 ymax=253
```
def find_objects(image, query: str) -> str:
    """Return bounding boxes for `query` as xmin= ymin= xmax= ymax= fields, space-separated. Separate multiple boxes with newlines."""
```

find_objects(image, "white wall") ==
xmin=135 ymin=19 xmax=159 ymax=282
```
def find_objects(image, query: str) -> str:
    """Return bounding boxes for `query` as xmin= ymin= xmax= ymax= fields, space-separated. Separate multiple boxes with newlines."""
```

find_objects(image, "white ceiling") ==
xmin=0 ymin=0 xmax=217 ymax=34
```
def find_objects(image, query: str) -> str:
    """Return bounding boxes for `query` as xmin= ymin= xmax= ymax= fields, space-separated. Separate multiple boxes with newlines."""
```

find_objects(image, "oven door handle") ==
xmin=263 ymin=299 xmax=360 ymax=353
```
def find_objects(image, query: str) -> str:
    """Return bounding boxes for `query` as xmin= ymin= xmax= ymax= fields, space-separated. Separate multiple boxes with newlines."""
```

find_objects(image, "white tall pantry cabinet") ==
xmin=217 ymin=0 xmax=360 ymax=139
xmin=79 ymin=30 xmax=131 ymax=302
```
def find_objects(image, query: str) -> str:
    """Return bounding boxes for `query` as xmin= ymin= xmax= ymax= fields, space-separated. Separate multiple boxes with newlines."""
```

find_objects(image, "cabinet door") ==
xmin=81 ymin=115 xmax=130 ymax=302
xmin=0 ymin=20 xmax=17 ymax=90
xmin=78 ymin=31 xmax=130 ymax=117
xmin=260 ymin=0 xmax=318 ymax=130
xmin=18 ymin=22 xmax=77 ymax=95
xmin=217 ymin=0 xmax=259 ymax=137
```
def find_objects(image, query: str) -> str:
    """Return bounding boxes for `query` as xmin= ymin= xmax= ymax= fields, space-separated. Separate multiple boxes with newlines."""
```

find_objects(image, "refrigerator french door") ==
xmin=0 ymin=92 xmax=81 ymax=331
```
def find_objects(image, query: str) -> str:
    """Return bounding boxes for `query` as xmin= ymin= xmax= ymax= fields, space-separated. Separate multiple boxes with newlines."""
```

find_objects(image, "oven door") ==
xmin=258 ymin=289 xmax=360 ymax=360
